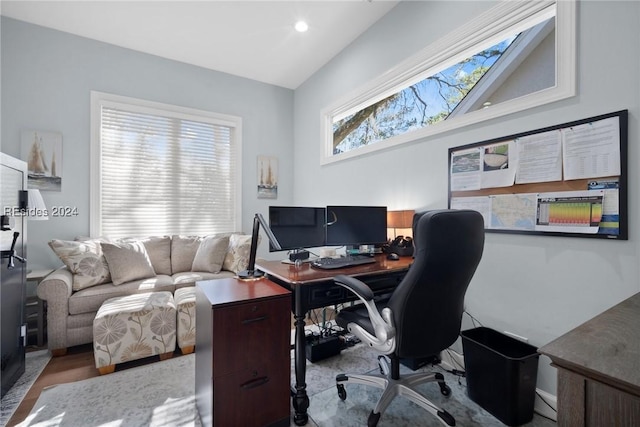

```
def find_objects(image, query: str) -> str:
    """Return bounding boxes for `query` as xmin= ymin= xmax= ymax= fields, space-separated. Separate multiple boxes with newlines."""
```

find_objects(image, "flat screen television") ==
xmin=268 ymin=206 xmax=326 ymax=252
xmin=325 ymin=205 xmax=387 ymax=247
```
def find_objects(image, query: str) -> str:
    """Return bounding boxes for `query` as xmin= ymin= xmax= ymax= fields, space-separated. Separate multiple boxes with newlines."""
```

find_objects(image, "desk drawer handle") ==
xmin=240 ymin=376 xmax=269 ymax=390
xmin=242 ymin=315 xmax=267 ymax=324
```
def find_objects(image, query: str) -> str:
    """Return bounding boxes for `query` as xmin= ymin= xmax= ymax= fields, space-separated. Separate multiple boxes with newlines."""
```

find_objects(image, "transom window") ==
xmin=322 ymin=0 xmax=575 ymax=164
xmin=90 ymin=92 xmax=242 ymax=238
xmin=333 ymin=35 xmax=518 ymax=154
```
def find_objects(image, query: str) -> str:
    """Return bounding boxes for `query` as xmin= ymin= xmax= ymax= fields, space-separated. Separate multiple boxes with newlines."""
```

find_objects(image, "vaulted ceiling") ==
xmin=1 ymin=1 xmax=398 ymax=89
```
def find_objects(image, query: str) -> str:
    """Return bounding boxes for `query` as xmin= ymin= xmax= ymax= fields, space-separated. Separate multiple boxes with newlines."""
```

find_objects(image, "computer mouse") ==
xmin=387 ymin=253 xmax=400 ymax=260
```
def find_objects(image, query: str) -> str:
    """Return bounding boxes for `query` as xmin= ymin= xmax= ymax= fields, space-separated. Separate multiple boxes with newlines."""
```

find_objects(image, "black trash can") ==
xmin=460 ymin=327 xmax=539 ymax=426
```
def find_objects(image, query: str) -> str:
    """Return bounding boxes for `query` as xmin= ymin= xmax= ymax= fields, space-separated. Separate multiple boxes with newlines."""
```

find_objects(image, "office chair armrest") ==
xmin=334 ymin=275 xmax=374 ymax=301
xmin=334 ymin=275 xmax=396 ymax=353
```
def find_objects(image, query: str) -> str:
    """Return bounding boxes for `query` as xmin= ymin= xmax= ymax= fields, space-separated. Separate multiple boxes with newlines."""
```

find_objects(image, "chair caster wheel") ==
xmin=336 ymin=383 xmax=347 ymax=400
xmin=439 ymin=383 xmax=452 ymax=396
xmin=368 ymin=411 xmax=381 ymax=427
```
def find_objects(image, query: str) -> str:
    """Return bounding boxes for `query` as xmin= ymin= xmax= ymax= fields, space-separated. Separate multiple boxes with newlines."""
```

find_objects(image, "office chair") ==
xmin=334 ymin=209 xmax=485 ymax=426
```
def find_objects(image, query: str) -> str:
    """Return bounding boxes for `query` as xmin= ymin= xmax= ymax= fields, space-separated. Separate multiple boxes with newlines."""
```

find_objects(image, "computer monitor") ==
xmin=268 ymin=206 xmax=326 ymax=252
xmin=325 ymin=205 xmax=387 ymax=247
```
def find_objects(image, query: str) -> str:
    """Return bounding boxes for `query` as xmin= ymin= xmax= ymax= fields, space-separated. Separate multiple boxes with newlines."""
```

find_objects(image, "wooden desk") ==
xmin=195 ymin=277 xmax=291 ymax=427
xmin=256 ymin=254 xmax=413 ymax=426
xmin=539 ymin=292 xmax=640 ymax=426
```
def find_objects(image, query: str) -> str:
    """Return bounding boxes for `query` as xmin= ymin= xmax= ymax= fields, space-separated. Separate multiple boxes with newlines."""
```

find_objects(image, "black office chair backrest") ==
xmin=387 ymin=209 xmax=485 ymax=359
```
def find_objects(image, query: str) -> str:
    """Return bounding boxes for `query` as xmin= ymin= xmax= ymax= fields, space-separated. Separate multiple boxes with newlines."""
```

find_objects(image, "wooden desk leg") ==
xmin=292 ymin=290 xmax=309 ymax=426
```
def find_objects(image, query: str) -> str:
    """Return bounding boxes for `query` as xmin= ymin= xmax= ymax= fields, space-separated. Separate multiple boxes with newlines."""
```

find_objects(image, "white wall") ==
xmin=1 ymin=17 xmax=295 ymax=268
xmin=293 ymin=0 xmax=640 ymax=396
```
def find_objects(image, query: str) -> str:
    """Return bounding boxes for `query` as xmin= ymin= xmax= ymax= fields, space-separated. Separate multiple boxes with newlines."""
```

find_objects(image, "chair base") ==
xmin=336 ymin=356 xmax=455 ymax=426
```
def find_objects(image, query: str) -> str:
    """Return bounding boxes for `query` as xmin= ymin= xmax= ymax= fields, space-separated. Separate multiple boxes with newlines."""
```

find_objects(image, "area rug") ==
xmin=17 ymin=355 xmax=199 ymax=427
xmin=16 ymin=345 xmax=555 ymax=427
xmin=307 ymin=359 xmax=556 ymax=427
xmin=15 ymin=344 xmax=369 ymax=427
xmin=1 ymin=350 xmax=51 ymax=426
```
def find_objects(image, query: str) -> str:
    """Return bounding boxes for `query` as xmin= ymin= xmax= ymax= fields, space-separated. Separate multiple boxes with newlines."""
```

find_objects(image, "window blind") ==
xmin=96 ymin=99 xmax=239 ymax=238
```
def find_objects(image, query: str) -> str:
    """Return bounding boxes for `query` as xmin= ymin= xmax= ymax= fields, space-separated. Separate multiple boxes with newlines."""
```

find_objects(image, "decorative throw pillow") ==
xmin=170 ymin=235 xmax=203 ymax=274
xmin=101 ymin=241 xmax=157 ymax=286
xmin=223 ymin=234 xmax=258 ymax=274
xmin=191 ymin=235 xmax=230 ymax=273
xmin=121 ymin=236 xmax=172 ymax=275
xmin=48 ymin=239 xmax=112 ymax=291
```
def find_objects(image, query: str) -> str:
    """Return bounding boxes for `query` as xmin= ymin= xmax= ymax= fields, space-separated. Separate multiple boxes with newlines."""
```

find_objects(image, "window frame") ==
xmin=89 ymin=91 xmax=243 ymax=237
xmin=320 ymin=0 xmax=576 ymax=165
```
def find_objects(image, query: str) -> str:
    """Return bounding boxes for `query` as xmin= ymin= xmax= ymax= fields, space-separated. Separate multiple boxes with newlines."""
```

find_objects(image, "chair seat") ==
xmin=336 ymin=300 xmax=389 ymax=336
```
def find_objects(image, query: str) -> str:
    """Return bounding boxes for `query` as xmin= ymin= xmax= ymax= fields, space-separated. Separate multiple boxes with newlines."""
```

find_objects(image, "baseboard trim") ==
xmin=533 ymin=388 xmax=557 ymax=421
xmin=439 ymin=348 xmax=465 ymax=372
xmin=439 ymin=349 xmax=557 ymax=422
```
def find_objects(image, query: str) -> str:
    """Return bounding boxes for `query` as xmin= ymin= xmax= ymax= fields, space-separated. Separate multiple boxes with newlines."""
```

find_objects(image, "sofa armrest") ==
xmin=37 ymin=267 xmax=73 ymax=301
xmin=37 ymin=267 xmax=73 ymax=352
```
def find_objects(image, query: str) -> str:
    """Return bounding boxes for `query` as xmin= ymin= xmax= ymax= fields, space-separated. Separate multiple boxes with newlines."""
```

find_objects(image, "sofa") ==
xmin=38 ymin=233 xmax=253 ymax=356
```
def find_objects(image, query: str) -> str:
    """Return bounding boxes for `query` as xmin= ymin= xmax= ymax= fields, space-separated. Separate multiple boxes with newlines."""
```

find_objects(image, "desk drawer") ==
xmin=213 ymin=363 xmax=290 ymax=427
xmin=306 ymin=272 xmax=405 ymax=309
xmin=309 ymin=284 xmax=347 ymax=307
xmin=213 ymin=297 xmax=290 ymax=375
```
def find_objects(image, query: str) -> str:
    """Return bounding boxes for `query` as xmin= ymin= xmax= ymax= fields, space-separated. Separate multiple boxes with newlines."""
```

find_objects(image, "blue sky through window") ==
xmin=333 ymin=36 xmax=517 ymax=154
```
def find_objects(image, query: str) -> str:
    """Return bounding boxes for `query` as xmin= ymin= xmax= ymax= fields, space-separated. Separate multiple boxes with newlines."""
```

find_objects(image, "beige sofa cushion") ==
xmin=101 ymin=241 xmax=157 ymax=286
xmin=122 ymin=236 xmax=172 ymax=275
xmin=172 ymin=271 xmax=235 ymax=289
xmin=223 ymin=234 xmax=256 ymax=274
xmin=48 ymin=239 xmax=112 ymax=291
xmin=68 ymin=275 xmax=175 ymax=315
xmin=171 ymin=235 xmax=202 ymax=274
xmin=172 ymin=233 xmax=237 ymax=273
xmin=191 ymin=235 xmax=230 ymax=273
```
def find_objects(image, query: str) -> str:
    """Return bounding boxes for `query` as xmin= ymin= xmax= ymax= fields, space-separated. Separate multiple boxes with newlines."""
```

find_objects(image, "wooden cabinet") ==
xmin=539 ymin=292 xmax=640 ymax=426
xmin=26 ymin=269 xmax=52 ymax=347
xmin=195 ymin=277 xmax=291 ymax=427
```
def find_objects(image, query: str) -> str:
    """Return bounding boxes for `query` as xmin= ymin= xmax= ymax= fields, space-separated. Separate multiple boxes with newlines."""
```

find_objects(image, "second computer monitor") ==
xmin=325 ymin=205 xmax=387 ymax=247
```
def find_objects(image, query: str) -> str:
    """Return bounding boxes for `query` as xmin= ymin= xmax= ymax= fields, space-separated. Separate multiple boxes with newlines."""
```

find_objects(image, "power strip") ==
xmin=305 ymin=335 xmax=341 ymax=362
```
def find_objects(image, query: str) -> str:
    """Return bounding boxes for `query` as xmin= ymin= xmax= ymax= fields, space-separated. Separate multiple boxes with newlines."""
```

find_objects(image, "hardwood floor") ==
xmin=8 ymin=344 xmax=95 ymax=426
xmin=8 ymin=309 xmax=337 ymax=426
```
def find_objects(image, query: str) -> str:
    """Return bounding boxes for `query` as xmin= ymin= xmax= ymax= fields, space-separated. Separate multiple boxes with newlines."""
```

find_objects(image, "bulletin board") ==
xmin=448 ymin=110 xmax=628 ymax=240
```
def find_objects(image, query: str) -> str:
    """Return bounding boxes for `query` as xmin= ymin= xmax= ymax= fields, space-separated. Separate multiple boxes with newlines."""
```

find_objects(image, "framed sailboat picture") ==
xmin=257 ymin=155 xmax=278 ymax=199
xmin=21 ymin=130 xmax=63 ymax=191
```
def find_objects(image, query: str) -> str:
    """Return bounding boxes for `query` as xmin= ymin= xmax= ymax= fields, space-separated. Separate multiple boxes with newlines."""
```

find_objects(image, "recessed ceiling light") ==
xmin=294 ymin=21 xmax=309 ymax=33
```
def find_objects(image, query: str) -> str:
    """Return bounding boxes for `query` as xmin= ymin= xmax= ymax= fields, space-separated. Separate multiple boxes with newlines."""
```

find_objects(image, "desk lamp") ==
xmin=237 ymin=213 xmax=282 ymax=280
xmin=27 ymin=189 xmax=49 ymax=220
xmin=386 ymin=209 xmax=415 ymax=257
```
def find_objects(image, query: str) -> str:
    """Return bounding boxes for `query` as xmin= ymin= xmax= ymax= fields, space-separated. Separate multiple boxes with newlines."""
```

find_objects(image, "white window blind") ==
xmin=91 ymin=92 xmax=241 ymax=238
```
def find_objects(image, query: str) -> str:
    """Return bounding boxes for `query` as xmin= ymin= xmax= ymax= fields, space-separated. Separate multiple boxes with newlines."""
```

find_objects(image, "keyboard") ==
xmin=311 ymin=255 xmax=377 ymax=270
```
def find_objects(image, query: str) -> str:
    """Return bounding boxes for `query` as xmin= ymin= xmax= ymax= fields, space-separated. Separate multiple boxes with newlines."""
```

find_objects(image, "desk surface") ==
xmin=539 ymin=292 xmax=640 ymax=395
xmin=256 ymin=254 xmax=413 ymax=285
